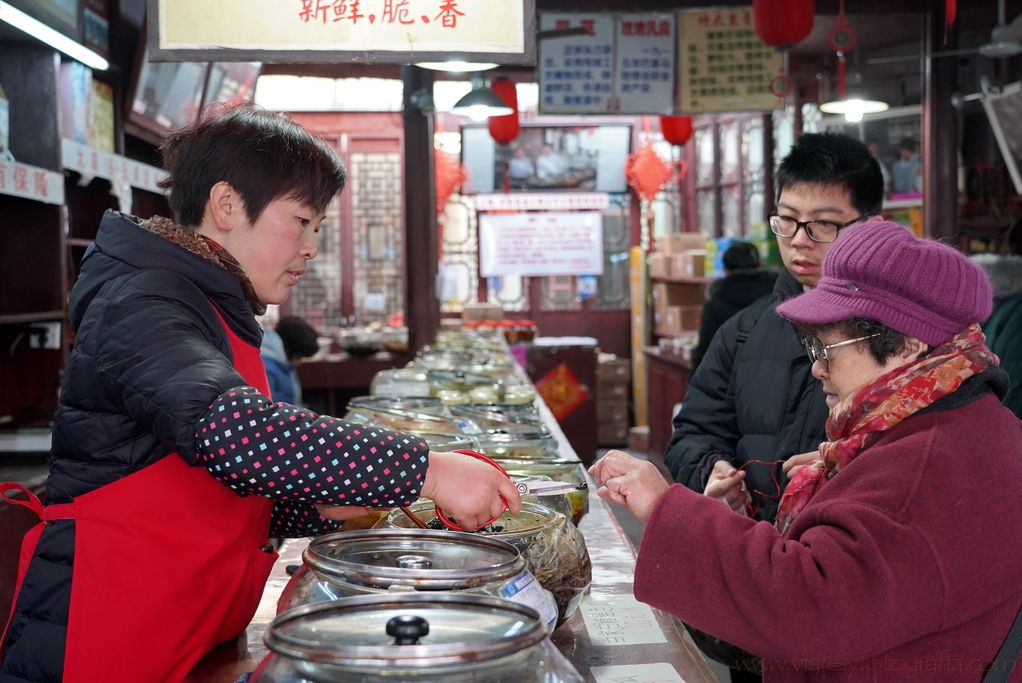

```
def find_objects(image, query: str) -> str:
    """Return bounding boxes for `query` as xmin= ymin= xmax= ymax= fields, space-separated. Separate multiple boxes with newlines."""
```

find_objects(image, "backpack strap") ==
xmin=983 ymin=600 xmax=1022 ymax=683
xmin=726 ymin=294 xmax=774 ymax=400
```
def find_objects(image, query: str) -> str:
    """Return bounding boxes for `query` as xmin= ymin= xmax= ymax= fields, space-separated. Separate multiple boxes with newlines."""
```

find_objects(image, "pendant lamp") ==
xmin=451 ymin=75 xmax=514 ymax=121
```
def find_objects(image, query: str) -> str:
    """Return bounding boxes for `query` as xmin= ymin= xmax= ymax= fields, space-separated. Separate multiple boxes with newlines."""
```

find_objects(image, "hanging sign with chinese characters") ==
xmin=538 ymin=13 xmax=676 ymax=115
xmin=678 ymin=8 xmax=783 ymax=114
xmin=0 ymin=159 xmax=64 ymax=205
xmin=149 ymin=0 xmax=535 ymax=64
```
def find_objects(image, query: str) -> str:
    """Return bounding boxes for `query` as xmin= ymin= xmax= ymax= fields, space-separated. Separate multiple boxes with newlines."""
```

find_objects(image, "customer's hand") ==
xmin=422 ymin=451 xmax=521 ymax=530
xmin=588 ymin=450 xmax=669 ymax=524
xmin=703 ymin=460 xmax=751 ymax=515
xmin=782 ymin=449 xmax=823 ymax=478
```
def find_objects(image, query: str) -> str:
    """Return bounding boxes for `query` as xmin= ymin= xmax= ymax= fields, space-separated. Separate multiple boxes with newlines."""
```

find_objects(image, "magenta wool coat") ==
xmin=636 ymin=389 xmax=1022 ymax=681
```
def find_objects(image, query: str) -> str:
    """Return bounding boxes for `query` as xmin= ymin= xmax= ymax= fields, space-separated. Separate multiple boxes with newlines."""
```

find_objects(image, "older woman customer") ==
xmin=592 ymin=220 xmax=1022 ymax=681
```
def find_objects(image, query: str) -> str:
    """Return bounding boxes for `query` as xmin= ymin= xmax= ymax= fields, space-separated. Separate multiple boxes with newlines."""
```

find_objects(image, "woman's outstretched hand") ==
xmin=422 ymin=450 xmax=522 ymax=530
xmin=588 ymin=449 xmax=670 ymax=524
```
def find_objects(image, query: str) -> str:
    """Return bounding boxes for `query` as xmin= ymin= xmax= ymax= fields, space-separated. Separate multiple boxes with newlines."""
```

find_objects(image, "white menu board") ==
xmin=479 ymin=211 xmax=604 ymax=277
xmin=539 ymin=13 xmax=676 ymax=115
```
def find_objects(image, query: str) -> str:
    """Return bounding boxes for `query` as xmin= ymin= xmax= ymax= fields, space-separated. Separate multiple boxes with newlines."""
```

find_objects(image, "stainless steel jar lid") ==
xmin=304 ymin=529 xmax=525 ymax=591
xmin=476 ymin=427 xmax=555 ymax=443
xmin=450 ymin=403 xmax=541 ymax=425
xmin=265 ymin=593 xmax=546 ymax=668
xmin=427 ymin=369 xmax=502 ymax=389
xmin=346 ymin=396 xmax=449 ymax=423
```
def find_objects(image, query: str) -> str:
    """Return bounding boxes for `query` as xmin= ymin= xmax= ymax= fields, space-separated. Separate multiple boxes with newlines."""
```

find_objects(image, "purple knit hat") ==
xmin=776 ymin=220 xmax=992 ymax=346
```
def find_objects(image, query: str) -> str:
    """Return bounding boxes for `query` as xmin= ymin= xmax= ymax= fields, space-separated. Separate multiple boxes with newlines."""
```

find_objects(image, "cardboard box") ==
xmin=598 ymin=418 xmax=630 ymax=446
xmin=652 ymin=282 xmax=706 ymax=312
xmin=656 ymin=232 xmax=707 ymax=254
xmin=648 ymin=253 xmax=671 ymax=279
xmin=668 ymin=250 xmax=707 ymax=278
xmin=628 ymin=425 xmax=650 ymax=453
xmin=661 ymin=305 xmax=701 ymax=335
xmin=597 ymin=396 xmax=628 ymax=416
xmin=596 ymin=357 xmax=631 ymax=384
xmin=597 ymin=383 xmax=629 ymax=401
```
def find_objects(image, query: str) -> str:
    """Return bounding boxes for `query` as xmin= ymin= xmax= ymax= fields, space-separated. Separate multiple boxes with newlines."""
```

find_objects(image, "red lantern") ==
xmin=487 ymin=78 xmax=519 ymax=144
xmin=753 ymin=0 xmax=814 ymax=48
xmin=659 ymin=115 xmax=693 ymax=146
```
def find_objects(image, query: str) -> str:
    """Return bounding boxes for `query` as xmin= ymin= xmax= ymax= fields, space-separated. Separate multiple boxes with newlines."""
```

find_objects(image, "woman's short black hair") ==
xmin=776 ymin=132 xmax=885 ymax=217
xmin=795 ymin=318 xmax=919 ymax=366
xmin=158 ymin=105 xmax=347 ymax=228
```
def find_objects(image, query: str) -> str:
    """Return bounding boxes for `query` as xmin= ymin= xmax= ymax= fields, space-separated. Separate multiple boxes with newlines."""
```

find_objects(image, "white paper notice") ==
xmin=581 ymin=595 xmax=667 ymax=646
xmin=591 ymin=663 xmax=686 ymax=683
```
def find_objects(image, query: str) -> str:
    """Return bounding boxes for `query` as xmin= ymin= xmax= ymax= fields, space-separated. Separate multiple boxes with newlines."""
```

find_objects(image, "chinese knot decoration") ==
xmin=625 ymin=141 xmax=673 ymax=204
xmin=487 ymin=78 xmax=520 ymax=145
xmin=753 ymin=0 xmax=814 ymax=48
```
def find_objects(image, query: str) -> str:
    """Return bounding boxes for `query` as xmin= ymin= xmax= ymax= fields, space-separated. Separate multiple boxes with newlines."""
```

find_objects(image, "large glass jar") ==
xmin=427 ymin=369 xmax=503 ymax=403
xmin=345 ymin=396 xmax=458 ymax=434
xmin=251 ymin=593 xmax=583 ymax=683
xmin=277 ymin=529 xmax=557 ymax=630
xmin=474 ymin=428 xmax=560 ymax=461
xmin=377 ymin=501 xmax=591 ymax=624
xmin=369 ymin=368 xmax=430 ymax=398
xmin=450 ymin=403 xmax=542 ymax=429
xmin=494 ymin=458 xmax=590 ymax=525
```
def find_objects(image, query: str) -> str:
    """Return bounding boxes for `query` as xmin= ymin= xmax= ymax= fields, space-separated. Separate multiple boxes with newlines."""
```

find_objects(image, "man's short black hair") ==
xmin=276 ymin=316 xmax=320 ymax=360
xmin=158 ymin=105 xmax=347 ymax=228
xmin=776 ymin=132 xmax=885 ymax=216
xmin=899 ymin=137 xmax=918 ymax=153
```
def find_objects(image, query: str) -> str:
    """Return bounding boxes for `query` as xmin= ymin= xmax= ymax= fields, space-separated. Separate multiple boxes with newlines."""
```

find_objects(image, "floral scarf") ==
xmin=775 ymin=324 xmax=997 ymax=536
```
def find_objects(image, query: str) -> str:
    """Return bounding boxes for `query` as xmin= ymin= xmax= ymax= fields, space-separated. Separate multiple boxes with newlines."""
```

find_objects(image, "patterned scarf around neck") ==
xmin=775 ymin=324 xmax=997 ymax=536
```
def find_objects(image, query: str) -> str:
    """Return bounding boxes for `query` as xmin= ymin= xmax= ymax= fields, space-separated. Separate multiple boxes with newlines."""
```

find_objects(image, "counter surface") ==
xmin=187 ymin=401 xmax=718 ymax=683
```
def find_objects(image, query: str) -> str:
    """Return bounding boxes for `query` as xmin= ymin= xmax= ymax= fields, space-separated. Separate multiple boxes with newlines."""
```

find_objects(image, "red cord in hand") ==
xmin=433 ymin=449 xmax=511 ymax=531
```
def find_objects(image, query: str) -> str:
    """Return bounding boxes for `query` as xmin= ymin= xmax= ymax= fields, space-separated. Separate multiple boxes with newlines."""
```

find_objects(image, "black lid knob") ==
xmin=386 ymin=614 xmax=429 ymax=645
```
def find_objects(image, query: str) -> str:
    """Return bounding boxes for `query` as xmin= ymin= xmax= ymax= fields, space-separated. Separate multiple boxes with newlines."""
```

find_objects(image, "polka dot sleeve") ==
xmin=195 ymin=386 xmax=430 ymax=512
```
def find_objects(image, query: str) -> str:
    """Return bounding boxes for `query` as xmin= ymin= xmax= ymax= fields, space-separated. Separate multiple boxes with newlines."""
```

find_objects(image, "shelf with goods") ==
xmin=647 ymin=232 xmax=713 ymax=341
xmin=0 ymin=37 xmax=170 ymax=429
xmin=61 ymin=138 xmax=169 ymax=284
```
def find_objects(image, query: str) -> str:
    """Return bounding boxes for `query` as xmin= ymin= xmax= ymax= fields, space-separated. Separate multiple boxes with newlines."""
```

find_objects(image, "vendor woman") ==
xmin=0 ymin=106 xmax=519 ymax=683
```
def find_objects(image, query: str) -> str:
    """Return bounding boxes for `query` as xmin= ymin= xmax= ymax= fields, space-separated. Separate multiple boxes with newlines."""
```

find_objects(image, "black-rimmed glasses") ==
xmin=801 ymin=334 xmax=880 ymax=371
xmin=768 ymin=213 xmax=867 ymax=243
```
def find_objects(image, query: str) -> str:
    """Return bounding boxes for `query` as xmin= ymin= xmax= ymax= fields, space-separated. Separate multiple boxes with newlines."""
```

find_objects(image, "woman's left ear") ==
xmin=904 ymin=337 xmax=929 ymax=360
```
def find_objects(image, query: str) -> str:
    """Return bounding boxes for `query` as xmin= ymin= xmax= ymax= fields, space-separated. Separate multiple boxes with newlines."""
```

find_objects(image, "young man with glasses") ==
xmin=662 ymin=132 xmax=884 ymax=682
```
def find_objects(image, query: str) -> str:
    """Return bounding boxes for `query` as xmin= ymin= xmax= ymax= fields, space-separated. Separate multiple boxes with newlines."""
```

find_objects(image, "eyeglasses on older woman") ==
xmin=800 ymin=333 xmax=881 ymax=371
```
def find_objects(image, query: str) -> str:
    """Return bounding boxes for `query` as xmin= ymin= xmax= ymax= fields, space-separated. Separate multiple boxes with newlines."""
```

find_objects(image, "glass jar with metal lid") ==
xmin=344 ymin=396 xmax=459 ymax=434
xmin=418 ymin=432 xmax=477 ymax=453
xmin=427 ymin=369 xmax=503 ymax=402
xmin=494 ymin=458 xmax=590 ymax=525
xmin=369 ymin=368 xmax=430 ymax=398
xmin=474 ymin=427 xmax=560 ymax=460
xmin=251 ymin=593 xmax=583 ymax=682
xmin=377 ymin=501 xmax=591 ymax=625
xmin=277 ymin=529 xmax=557 ymax=630
xmin=450 ymin=403 xmax=542 ymax=429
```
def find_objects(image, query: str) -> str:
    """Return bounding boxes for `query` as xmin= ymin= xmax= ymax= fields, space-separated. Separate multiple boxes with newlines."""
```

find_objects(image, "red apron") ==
xmin=1 ymin=306 xmax=276 ymax=682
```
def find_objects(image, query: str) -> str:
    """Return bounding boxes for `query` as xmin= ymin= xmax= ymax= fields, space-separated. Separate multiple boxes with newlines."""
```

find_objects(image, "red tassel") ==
xmin=945 ymin=0 xmax=956 ymax=43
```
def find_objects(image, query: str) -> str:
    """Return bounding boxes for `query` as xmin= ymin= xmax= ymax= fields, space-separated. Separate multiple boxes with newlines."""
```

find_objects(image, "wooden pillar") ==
xmin=401 ymin=65 xmax=439 ymax=353
xmin=922 ymin=9 xmax=958 ymax=240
